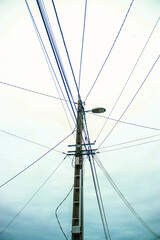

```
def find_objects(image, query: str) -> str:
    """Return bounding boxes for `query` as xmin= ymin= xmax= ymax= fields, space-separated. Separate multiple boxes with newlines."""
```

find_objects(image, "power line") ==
xmin=0 ymin=128 xmax=65 ymax=154
xmin=36 ymin=0 xmax=77 ymax=122
xmin=55 ymin=185 xmax=73 ymax=239
xmin=99 ymin=134 xmax=160 ymax=149
xmin=89 ymin=113 xmax=160 ymax=132
xmin=51 ymin=0 xmax=80 ymax=100
xmin=0 ymin=130 xmax=74 ymax=188
xmin=82 ymin=113 xmax=111 ymax=239
xmin=99 ymin=138 xmax=160 ymax=153
xmin=25 ymin=0 xmax=77 ymax=132
xmin=95 ymin=16 xmax=160 ymax=141
xmin=95 ymin=155 xmax=160 ymax=239
xmin=85 ymin=0 xmax=135 ymax=101
xmin=98 ymin=55 xmax=160 ymax=148
xmin=0 ymin=81 xmax=70 ymax=102
xmin=0 ymin=156 xmax=67 ymax=237
xmin=78 ymin=0 xmax=87 ymax=91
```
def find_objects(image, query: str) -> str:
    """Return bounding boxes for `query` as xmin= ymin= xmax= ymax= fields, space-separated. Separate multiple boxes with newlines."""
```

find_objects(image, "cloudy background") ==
xmin=0 ymin=0 xmax=160 ymax=239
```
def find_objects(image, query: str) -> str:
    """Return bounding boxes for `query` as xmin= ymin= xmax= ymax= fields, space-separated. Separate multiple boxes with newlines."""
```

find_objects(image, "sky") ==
xmin=0 ymin=0 xmax=160 ymax=239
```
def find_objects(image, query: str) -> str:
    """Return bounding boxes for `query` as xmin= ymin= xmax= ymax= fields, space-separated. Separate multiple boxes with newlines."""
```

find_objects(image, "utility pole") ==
xmin=72 ymin=100 xmax=84 ymax=240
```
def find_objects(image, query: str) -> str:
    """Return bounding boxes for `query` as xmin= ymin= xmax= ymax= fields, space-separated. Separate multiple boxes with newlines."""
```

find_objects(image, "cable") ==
xmin=92 ymin=156 xmax=111 ymax=240
xmin=82 ymin=113 xmax=111 ymax=239
xmin=98 ymin=55 xmax=160 ymax=148
xmin=0 ymin=130 xmax=75 ymax=188
xmin=85 ymin=0 xmax=135 ymax=101
xmin=88 ymin=155 xmax=109 ymax=240
xmin=95 ymin=155 xmax=160 ymax=239
xmin=51 ymin=0 xmax=80 ymax=100
xmin=55 ymin=185 xmax=74 ymax=240
xmin=0 ymin=128 xmax=65 ymax=154
xmin=89 ymin=113 xmax=160 ymax=132
xmin=0 ymin=156 xmax=67 ymax=237
xmin=96 ymin=16 xmax=160 ymax=141
xmin=25 ymin=0 xmax=76 ymax=132
xmin=99 ymin=134 xmax=160 ymax=149
xmin=99 ymin=138 xmax=160 ymax=153
xmin=0 ymin=81 xmax=70 ymax=102
xmin=36 ymin=0 xmax=77 ymax=122
xmin=78 ymin=0 xmax=87 ymax=91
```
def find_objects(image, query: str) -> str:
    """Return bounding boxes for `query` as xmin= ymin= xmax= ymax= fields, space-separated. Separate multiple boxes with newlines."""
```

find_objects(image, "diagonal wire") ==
xmin=36 ymin=0 xmax=77 ymax=121
xmin=78 ymin=0 xmax=87 ymax=91
xmin=85 ymin=0 xmax=135 ymax=101
xmin=89 ymin=113 xmax=160 ymax=132
xmin=0 ymin=81 xmax=70 ymax=102
xmin=25 ymin=0 xmax=76 ymax=132
xmin=98 ymin=55 xmax=160 ymax=149
xmin=0 ymin=128 xmax=65 ymax=154
xmin=92 ymin=155 xmax=111 ymax=240
xmin=95 ymin=155 xmax=160 ymax=239
xmin=96 ymin=16 xmax=160 ymax=141
xmin=99 ymin=138 xmax=160 ymax=153
xmin=51 ymin=0 xmax=80 ymax=100
xmin=82 ymin=113 xmax=111 ymax=239
xmin=99 ymin=134 xmax=160 ymax=149
xmin=0 ymin=156 xmax=67 ymax=237
xmin=0 ymin=130 xmax=75 ymax=188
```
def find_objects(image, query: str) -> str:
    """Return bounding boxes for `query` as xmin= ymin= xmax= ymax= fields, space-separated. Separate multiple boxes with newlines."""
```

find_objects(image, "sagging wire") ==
xmin=55 ymin=184 xmax=74 ymax=240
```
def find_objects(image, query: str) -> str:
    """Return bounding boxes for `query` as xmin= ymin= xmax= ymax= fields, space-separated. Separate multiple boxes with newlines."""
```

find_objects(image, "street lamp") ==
xmin=85 ymin=107 xmax=106 ymax=113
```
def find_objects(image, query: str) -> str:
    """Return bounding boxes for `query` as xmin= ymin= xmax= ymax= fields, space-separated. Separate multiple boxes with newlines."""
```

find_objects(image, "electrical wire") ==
xmin=85 ymin=0 xmax=135 ymax=101
xmin=36 ymin=0 xmax=77 ymax=122
xmin=91 ymin=155 xmax=111 ymax=240
xmin=99 ymin=134 xmax=160 ymax=149
xmin=99 ymin=138 xmax=160 ymax=153
xmin=83 ymin=113 xmax=111 ymax=239
xmin=0 ymin=128 xmax=65 ymax=154
xmin=55 ymin=185 xmax=74 ymax=240
xmin=0 ymin=156 xmax=67 ymax=237
xmin=78 ymin=0 xmax=87 ymax=91
xmin=89 ymin=113 xmax=160 ymax=132
xmin=95 ymin=155 xmax=160 ymax=239
xmin=98 ymin=55 xmax=160 ymax=149
xmin=88 ymin=155 xmax=109 ymax=240
xmin=0 ymin=130 xmax=75 ymax=188
xmin=96 ymin=16 xmax=160 ymax=141
xmin=51 ymin=0 xmax=80 ymax=100
xmin=0 ymin=81 xmax=70 ymax=102
xmin=25 ymin=0 xmax=76 ymax=132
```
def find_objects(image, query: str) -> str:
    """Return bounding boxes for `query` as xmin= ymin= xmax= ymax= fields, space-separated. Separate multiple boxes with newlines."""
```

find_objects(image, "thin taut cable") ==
xmin=78 ymin=0 xmax=87 ymax=91
xmin=0 ymin=156 xmax=67 ymax=237
xmin=96 ymin=16 xmax=160 ymax=141
xmin=0 ymin=131 xmax=75 ymax=188
xmin=98 ymin=55 xmax=160 ymax=149
xmin=85 ymin=0 xmax=135 ymax=101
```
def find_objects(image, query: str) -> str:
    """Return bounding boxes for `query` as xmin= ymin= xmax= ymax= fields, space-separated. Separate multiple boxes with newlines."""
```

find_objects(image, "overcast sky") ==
xmin=0 ymin=0 xmax=160 ymax=239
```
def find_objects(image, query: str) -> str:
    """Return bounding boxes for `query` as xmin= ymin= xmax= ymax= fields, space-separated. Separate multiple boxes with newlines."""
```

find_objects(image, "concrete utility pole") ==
xmin=72 ymin=100 xmax=84 ymax=240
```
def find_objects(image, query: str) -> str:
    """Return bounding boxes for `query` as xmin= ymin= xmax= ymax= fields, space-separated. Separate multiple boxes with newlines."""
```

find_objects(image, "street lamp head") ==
xmin=91 ymin=107 xmax=106 ymax=114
